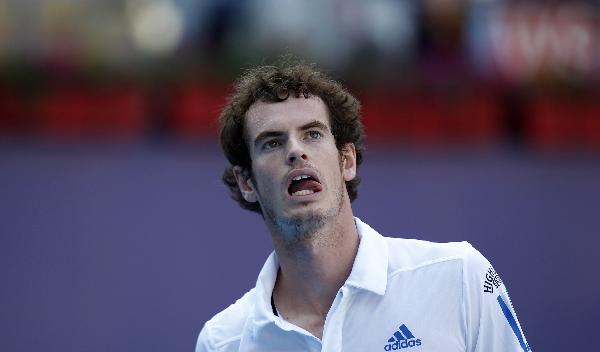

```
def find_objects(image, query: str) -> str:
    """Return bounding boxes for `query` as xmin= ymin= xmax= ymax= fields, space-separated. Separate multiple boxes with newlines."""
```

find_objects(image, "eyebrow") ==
xmin=253 ymin=120 xmax=330 ymax=148
xmin=300 ymin=120 xmax=329 ymax=133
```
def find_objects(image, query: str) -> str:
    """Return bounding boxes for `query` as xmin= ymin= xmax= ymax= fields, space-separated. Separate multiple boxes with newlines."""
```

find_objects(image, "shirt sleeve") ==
xmin=463 ymin=246 xmax=532 ymax=352
xmin=196 ymin=325 xmax=214 ymax=352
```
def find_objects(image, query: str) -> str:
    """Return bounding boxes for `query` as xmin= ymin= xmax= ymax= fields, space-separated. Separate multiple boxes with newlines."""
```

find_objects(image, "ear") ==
xmin=233 ymin=166 xmax=258 ymax=203
xmin=340 ymin=143 xmax=357 ymax=182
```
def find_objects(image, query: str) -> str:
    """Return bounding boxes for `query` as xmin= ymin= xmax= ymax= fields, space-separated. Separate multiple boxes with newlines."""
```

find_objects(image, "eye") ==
xmin=308 ymin=130 xmax=322 ymax=139
xmin=263 ymin=139 xmax=280 ymax=150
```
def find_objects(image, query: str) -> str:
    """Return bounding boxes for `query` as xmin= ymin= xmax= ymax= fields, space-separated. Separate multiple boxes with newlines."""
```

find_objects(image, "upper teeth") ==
xmin=292 ymin=175 xmax=311 ymax=181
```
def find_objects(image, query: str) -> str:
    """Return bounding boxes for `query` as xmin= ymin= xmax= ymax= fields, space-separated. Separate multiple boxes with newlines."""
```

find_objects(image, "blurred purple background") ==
xmin=1 ymin=1 xmax=600 ymax=351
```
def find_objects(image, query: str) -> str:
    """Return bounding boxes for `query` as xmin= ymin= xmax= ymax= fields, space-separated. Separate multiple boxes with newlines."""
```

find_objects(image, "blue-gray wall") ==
xmin=1 ymin=145 xmax=598 ymax=351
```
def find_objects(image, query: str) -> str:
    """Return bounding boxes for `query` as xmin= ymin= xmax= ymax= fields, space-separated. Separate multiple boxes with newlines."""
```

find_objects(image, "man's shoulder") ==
xmin=384 ymin=236 xmax=478 ymax=272
xmin=197 ymin=288 xmax=256 ymax=352
xmin=383 ymin=235 xmax=502 ymax=298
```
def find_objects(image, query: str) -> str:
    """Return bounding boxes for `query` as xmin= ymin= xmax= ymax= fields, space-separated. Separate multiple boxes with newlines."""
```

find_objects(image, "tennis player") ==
xmin=196 ymin=61 xmax=531 ymax=352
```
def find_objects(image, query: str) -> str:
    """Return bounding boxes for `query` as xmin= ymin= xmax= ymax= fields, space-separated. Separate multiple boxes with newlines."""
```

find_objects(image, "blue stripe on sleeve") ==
xmin=497 ymin=295 xmax=529 ymax=352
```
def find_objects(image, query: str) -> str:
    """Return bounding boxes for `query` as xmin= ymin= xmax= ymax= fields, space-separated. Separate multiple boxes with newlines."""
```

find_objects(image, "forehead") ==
xmin=244 ymin=96 xmax=331 ymax=139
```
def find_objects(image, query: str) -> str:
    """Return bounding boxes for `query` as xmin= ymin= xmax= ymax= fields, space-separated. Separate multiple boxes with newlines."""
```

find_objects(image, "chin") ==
xmin=269 ymin=208 xmax=325 ymax=238
xmin=288 ymin=202 xmax=332 ymax=220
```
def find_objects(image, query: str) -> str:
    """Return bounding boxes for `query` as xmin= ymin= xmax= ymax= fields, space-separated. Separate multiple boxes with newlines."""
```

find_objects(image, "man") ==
xmin=196 ymin=61 xmax=531 ymax=352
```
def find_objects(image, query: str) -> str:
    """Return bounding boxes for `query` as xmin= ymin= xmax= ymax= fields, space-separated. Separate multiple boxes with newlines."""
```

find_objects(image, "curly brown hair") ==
xmin=219 ymin=60 xmax=364 ymax=214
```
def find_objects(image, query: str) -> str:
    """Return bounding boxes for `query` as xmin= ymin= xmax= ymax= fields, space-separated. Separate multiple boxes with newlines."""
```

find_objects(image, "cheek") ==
xmin=322 ymin=153 xmax=345 ymax=184
xmin=252 ymin=165 xmax=278 ymax=194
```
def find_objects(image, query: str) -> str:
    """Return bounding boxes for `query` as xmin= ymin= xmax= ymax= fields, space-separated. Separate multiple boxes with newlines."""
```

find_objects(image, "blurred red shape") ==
xmin=37 ymin=85 xmax=148 ymax=141
xmin=581 ymin=102 xmax=600 ymax=149
xmin=526 ymin=96 xmax=600 ymax=150
xmin=167 ymin=83 xmax=229 ymax=140
xmin=0 ymin=87 xmax=27 ymax=136
xmin=361 ymin=90 xmax=501 ymax=147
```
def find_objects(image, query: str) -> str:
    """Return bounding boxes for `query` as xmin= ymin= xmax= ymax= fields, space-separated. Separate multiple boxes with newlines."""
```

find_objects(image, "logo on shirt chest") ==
xmin=383 ymin=324 xmax=422 ymax=350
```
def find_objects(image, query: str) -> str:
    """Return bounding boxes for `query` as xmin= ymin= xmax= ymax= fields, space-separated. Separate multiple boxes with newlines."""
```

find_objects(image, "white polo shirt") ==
xmin=196 ymin=218 xmax=531 ymax=352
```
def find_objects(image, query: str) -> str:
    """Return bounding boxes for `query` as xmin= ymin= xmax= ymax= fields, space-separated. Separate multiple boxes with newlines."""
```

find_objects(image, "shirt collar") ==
xmin=344 ymin=217 xmax=389 ymax=295
xmin=250 ymin=250 xmax=280 ymax=326
xmin=250 ymin=217 xmax=389 ymax=325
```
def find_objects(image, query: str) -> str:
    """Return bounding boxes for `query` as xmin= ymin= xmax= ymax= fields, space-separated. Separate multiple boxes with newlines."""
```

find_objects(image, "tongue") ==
xmin=289 ymin=179 xmax=321 ymax=195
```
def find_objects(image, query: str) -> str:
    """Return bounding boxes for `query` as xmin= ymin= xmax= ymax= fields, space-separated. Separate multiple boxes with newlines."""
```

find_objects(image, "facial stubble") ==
xmin=256 ymin=159 xmax=347 ymax=250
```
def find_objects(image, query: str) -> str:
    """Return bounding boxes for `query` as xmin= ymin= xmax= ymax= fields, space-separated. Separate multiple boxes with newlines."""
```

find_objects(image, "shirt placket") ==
xmin=321 ymin=286 xmax=351 ymax=352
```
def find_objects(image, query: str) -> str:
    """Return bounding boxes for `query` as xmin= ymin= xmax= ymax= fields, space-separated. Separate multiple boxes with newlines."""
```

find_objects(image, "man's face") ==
xmin=234 ymin=95 xmax=356 ymax=238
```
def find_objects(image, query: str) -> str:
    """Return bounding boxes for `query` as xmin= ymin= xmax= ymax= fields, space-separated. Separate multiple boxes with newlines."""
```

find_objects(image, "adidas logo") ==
xmin=384 ymin=324 xmax=422 ymax=351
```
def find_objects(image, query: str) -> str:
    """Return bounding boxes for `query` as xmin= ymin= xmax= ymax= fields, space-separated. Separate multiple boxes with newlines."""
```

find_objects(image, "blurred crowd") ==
xmin=0 ymin=0 xmax=599 ymax=150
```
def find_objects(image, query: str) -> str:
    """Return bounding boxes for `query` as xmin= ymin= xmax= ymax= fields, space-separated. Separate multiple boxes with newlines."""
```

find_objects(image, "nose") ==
xmin=286 ymin=139 xmax=308 ymax=165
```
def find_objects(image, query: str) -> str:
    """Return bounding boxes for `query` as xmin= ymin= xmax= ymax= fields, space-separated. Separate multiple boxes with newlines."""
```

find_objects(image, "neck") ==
xmin=270 ymin=202 xmax=359 ymax=321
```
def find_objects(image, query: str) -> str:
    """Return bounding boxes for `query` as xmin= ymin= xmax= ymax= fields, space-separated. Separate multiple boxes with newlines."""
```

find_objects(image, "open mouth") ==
xmin=288 ymin=174 xmax=322 ymax=196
